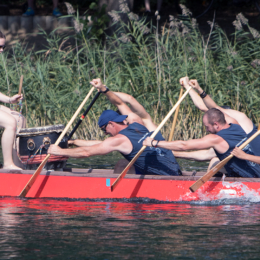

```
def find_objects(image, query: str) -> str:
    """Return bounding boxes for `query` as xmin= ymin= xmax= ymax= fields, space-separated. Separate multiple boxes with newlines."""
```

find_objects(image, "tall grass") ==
xmin=1 ymin=6 xmax=260 ymax=141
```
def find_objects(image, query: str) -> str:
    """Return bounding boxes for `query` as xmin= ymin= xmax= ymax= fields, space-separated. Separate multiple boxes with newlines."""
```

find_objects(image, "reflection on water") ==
xmin=0 ymin=197 xmax=260 ymax=259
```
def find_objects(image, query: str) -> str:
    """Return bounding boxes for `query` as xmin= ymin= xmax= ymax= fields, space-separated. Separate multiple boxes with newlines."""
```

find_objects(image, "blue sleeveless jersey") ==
xmin=247 ymin=124 xmax=260 ymax=155
xmin=215 ymin=124 xmax=260 ymax=178
xmin=119 ymin=123 xmax=182 ymax=176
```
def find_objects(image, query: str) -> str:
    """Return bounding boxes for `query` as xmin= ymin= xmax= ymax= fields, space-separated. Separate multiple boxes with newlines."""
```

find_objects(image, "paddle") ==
xmin=68 ymin=91 xmax=101 ymax=140
xmin=19 ymin=87 xmax=96 ymax=197
xmin=168 ymin=87 xmax=183 ymax=141
xmin=189 ymin=128 xmax=260 ymax=193
xmin=111 ymin=86 xmax=192 ymax=192
xmin=18 ymin=75 xmax=23 ymax=95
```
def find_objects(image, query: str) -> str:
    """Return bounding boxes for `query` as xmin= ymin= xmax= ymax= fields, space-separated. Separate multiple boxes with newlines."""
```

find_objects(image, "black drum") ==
xmin=17 ymin=124 xmax=68 ymax=170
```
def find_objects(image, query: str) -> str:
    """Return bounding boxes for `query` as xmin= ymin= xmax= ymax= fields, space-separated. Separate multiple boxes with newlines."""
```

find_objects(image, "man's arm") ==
xmin=68 ymin=139 xmax=102 ymax=147
xmin=0 ymin=93 xmax=23 ymax=104
xmin=48 ymin=134 xmax=132 ymax=158
xmin=90 ymin=78 xmax=143 ymax=125
xmin=179 ymin=77 xmax=208 ymax=112
xmin=186 ymin=79 xmax=238 ymax=125
xmin=189 ymin=79 xmax=253 ymax=133
xmin=113 ymin=92 xmax=157 ymax=131
xmin=220 ymin=109 xmax=253 ymax=134
xmin=143 ymin=134 xmax=228 ymax=153
xmin=173 ymin=148 xmax=216 ymax=161
xmin=231 ymin=147 xmax=260 ymax=164
xmin=188 ymin=79 xmax=219 ymax=110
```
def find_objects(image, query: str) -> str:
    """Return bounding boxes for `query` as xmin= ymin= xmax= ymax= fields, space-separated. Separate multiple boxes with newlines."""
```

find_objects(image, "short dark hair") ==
xmin=0 ymin=31 xmax=6 ymax=39
xmin=204 ymin=108 xmax=226 ymax=125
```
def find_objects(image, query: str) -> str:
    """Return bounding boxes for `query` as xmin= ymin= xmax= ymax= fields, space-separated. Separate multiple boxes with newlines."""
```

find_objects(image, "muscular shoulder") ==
xmin=104 ymin=134 xmax=129 ymax=145
xmin=102 ymin=134 xmax=132 ymax=154
xmin=202 ymin=134 xmax=229 ymax=153
xmin=201 ymin=134 xmax=224 ymax=145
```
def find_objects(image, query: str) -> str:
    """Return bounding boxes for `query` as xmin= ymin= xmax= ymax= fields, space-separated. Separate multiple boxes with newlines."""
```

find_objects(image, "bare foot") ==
xmin=3 ymin=164 xmax=23 ymax=170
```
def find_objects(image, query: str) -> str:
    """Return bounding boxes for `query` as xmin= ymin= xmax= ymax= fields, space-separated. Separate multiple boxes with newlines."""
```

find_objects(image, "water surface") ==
xmin=0 ymin=197 xmax=260 ymax=259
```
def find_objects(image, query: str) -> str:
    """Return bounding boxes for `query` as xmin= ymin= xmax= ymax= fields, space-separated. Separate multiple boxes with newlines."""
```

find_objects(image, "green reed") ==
xmin=0 ymin=6 xmax=260 ymax=141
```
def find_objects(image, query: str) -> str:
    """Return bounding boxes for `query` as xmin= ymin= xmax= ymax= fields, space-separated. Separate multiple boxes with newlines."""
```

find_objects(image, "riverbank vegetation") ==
xmin=0 ymin=4 xmax=260 ymax=141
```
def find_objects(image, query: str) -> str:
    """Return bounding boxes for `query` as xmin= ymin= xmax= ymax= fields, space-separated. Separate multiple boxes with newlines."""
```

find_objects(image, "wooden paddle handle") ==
xmin=168 ymin=87 xmax=183 ymax=141
xmin=189 ymin=129 xmax=260 ymax=192
xmin=111 ymin=146 xmax=146 ymax=191
xmin=18 ymin=75 xmax=23 ymax=95
xmin=19 ymin=87 xmax=96 ymax=197
xmin=111 ymin=86 xmax=192 ymax=192
xmin=68 ymin=91 xmax=101 ymax=140
xmin=19 ymin=154 xmax=51 ymax=197
xmin=150 ymin=86 xmax=192 ymax=139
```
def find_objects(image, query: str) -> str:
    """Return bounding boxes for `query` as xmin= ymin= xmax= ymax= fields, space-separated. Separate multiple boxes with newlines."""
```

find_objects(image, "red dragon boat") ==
xmin=1 ymin=159 xmax=259 ymax=202
xmin=4 ymin=124 xmax=257 ymax=202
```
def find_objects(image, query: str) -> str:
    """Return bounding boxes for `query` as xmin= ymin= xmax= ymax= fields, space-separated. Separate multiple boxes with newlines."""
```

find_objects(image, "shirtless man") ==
xmin=143 ymin=108 xmax=260 ymax=178
xmin=0 ymin=31 xmax=25 ymax=169
xmin=48 ymin=78 xmax=181 ymax=176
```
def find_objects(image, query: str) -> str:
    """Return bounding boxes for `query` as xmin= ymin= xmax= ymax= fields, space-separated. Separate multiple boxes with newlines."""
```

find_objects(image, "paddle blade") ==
xmin=111 ymin=146 xmax=146 ymax=191
xmin=189 ymin=179 xmax=204 ymax=193
xmin=190 ymin=154 xmax=233 ymax=192
xmin=111 ymin=164 xmax=132 ymax=192
xmin=19 ymin=154 xmax=50 ymax=197
xmin=189 ymin=170 xmax=216 ymax=193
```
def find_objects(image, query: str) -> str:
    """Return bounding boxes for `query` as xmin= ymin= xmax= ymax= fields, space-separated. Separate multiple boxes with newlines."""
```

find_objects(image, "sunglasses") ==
xmin=101 ymin=123 xmax=108 ymax=132
xmin=0 ymin=45 xmax=5 ymax=50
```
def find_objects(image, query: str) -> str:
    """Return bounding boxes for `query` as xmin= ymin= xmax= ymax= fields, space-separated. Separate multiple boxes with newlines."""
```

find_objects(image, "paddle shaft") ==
xmin=68 ymin=91 xmax=101 ymax=140
xmin=111 ymin=86 xmax=192 ymax=192
xmin=189 ymin=129 xmax=260 ymax=193
xmin=19 ymin=87 xmax=96 ymax=197
xmin=18 ymin=75 xmax=23 ymax=95
xmin=168 ymin=87 xmax=183 ymax=141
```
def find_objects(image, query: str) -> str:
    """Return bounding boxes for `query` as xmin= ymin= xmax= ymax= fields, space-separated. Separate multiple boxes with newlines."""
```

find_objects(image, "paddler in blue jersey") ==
xmin=48 ymin=78 xmax=181 ymax=176
xmin=172 ymin=76 xmax=260 ymax=174
xmin=144 ymin=107 xmax=260 ymax=178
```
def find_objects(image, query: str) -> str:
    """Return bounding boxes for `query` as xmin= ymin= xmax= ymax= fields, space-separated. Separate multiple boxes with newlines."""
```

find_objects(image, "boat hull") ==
xmin=0 ymin=168 xmax=259 ymax=201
